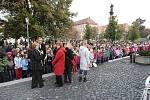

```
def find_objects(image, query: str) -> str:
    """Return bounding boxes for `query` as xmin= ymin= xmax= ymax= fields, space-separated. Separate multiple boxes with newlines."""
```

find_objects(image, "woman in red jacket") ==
xmin=52 ymin=43 xmax=65 ymax=87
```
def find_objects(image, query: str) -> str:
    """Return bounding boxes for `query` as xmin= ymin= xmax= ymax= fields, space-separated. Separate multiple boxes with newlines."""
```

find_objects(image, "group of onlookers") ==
xmin=0 ymin=38 xmax=150 ymax=88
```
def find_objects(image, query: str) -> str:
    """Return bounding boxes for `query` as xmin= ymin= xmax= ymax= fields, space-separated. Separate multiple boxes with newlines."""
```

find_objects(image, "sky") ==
xmin=70 ymin=0 xmax=150 ymax=28
xmin=0 ymin=0 xmax=150 ymax=28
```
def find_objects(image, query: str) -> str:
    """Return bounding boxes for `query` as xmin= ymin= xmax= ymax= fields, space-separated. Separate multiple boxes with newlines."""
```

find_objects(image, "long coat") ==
xmin=52 ymin=47 xmax=65 ymax=75
xmin=79 ymin=46 xmax=90 ymax=70
xmin=65 ymin=47 xmax=74 ymax=74
xmin=30 ymin=49 xmax=43 ymax=71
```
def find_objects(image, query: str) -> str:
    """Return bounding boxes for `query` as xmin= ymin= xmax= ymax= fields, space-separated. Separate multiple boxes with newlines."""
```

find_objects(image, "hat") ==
xmin=6 ymin=52 xmax=12 ymax=58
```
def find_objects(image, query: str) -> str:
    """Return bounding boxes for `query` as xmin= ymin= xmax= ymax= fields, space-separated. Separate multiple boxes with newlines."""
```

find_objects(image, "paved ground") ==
xmin=0 ymin=58 xmax=150 ymax=100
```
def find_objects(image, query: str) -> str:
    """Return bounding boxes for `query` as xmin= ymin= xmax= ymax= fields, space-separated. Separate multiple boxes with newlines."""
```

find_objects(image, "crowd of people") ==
xmin=0 ymin=37 xmax=150 ymax=88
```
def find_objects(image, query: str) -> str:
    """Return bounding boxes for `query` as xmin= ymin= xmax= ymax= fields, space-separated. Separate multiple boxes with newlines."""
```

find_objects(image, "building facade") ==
xmin=74 ymin=17 xmax=98 ymax=39
xmin=74 ymin=17 xmax=130 ymax=40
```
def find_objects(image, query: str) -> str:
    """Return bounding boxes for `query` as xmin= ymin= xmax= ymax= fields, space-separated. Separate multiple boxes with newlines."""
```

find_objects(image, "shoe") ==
xmin=31 ymin=86 xmax=37 ymax=89
xmin=79 ymin=77 xmax=82 ymax=82
xmin=42 ymin=79 xmax=45 ymax=82
xmin=64 ymin=80 xmax=68 ymax=83
xmin=83 ymin=77 xmax=87 ymax=82
xmin=55 ymin=82 xmax=58 ymax=85
xmin=39 ymin=85 xmax=44 ymax=88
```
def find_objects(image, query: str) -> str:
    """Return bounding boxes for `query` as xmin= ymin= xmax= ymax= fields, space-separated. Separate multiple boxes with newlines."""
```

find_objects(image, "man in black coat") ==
xmin=30 ymin=42 xmax=44 ymax=89
xmin=64 ymin=45 xmax=74 ymax=83
xmin=37 ymin=37 xmax=47 ymax=74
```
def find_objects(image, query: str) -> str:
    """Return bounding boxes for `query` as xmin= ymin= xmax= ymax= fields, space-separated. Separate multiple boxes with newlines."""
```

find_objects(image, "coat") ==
xmin=30 ymin=49 xmax=43 ymax=71
xmin=79 ymin=46 xmax=90 ymax=70
xmin=14 ymin=56 xmax=22 ymax=69
xmin=65 ymin=47 xmax=74 ymax=74
xmin=52 ymin=47 xmax=65 ymax=75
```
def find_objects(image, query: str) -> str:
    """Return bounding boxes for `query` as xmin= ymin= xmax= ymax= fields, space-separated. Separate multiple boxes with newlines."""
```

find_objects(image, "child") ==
xmin=21 ymin=54 xmax=28 ymax=78
xmin=14 ymin=52 xmax=22 ymax=79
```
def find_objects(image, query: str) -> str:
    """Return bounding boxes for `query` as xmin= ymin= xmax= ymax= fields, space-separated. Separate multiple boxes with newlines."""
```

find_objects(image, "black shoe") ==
xmin=31 ymin=86 xmax=37 ymax=89
xmin=83 ymin=77 xmax=87 ymax=82
xmin=42 ymin=79 xmax=45 ymax=82
xmin=55 ymin=82 xmax=58 ymax=85
xmin=79 ymin=77 xmax=82 ymax=82
xmin=39 ymin=84 xmax=44 ymax=88
xmin=64 ymin=80 xmax=68 ymax=83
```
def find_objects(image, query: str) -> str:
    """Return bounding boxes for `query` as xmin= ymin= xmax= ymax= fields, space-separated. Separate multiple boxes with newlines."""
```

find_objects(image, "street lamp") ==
xmin=27 ymin=0 xmax=34 ymax=15
xmin=25 ymin=17 xmax=29 ymax=48
xmin=25 ymin=0 xmax=33 ymax=48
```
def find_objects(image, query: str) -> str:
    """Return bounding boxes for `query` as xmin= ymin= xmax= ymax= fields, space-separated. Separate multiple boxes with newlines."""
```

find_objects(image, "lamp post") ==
xmin=25 ymin=0 xmax=33 ymax=48
xmin=25 ymin=17 xmax=29 ymax=48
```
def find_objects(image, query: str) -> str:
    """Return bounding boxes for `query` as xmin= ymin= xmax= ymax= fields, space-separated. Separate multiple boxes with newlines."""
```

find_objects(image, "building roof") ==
xmin=75 ymin=17 xmax=98 ymax=25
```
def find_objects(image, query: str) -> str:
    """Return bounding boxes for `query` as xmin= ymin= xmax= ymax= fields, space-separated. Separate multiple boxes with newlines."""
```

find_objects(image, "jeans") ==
xmin=79 ymin=70 xmax=87 ymax=76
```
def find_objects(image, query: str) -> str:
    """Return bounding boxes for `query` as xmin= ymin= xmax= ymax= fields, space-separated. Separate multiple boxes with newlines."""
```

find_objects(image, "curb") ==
xmin=0 ymin=73 xmax=54 ymax=88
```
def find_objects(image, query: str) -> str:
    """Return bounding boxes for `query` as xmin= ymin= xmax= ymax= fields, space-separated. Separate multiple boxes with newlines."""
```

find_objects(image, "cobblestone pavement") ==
xmin=0 ymin=58 xmax=150 ymax=100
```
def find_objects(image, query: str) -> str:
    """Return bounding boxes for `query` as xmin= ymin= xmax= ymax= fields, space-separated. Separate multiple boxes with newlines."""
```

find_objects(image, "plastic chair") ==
xmin=141 ymin=76 xmax=150 ymax=100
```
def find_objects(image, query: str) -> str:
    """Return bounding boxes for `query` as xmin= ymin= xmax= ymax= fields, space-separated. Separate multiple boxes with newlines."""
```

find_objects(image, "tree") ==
xmin=84 ymin=24 xmax=92 ymax=40
xmin=84 ymin=23 xmax=98 ymax=40
xmin=128 ymin=26 xmax=140 ymax=42
xmin=104 ymin=16 xmax=123 ymax=42
xmin=144 ymin=28 xmax=150 ymax=38
xmin=0 ymin=0 xmax=75 ymax=40
xmin=132 ymin=18 xmax=147 ymax=38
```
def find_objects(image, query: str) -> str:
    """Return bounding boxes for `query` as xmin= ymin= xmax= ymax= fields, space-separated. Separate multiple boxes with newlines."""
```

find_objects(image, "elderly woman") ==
xmin=30 ymin=42 xmax=44 ymax=89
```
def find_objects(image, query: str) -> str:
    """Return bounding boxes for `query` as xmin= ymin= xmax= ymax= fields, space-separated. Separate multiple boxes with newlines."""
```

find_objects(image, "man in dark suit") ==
xmin=36 ymin=37 xmax=47 ymax=74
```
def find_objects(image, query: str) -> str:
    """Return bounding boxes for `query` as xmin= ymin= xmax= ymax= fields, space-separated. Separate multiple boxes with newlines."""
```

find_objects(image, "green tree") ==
xmin=0 ymin=0 xmax=75 ymax=39
xmin=128 ymin=26 xmax=140 ymax=42
xmin=91 ymin=27 xmax=98 ymax=40
xmin=84 ymin=24 xmax=92 ymax=40
xmin=84 ymin=23 xmax=97 ymax=40
xmin=104 ymin=16 xmax=123 ymax=42
xmin=132 ymin=18 xmax=147 ymax=38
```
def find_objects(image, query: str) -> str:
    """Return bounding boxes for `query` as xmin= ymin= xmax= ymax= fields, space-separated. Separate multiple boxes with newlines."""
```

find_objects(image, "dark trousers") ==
xmin=55 ymin=75 xmax=63 ymax=86
xmin=22 ymin=70 xmax=28 ymax=78
xmin=0 ymin=72 xmax=6 ymax=83
xmin=130 ymin=53 xmax=135 ymax=63
xmin=7 ymin=68 xmax=15 ymax=81
xmin=32 ymin=70 xmax=43 ymax=88
xmin=64 ymin=73 xmax=72 ymax=83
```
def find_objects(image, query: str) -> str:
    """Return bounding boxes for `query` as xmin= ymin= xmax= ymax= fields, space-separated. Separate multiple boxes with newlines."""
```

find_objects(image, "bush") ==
xmin=139 ymin=50 xmax=150 ymax=56
xmin=0 ymin=57 xmax=9 ymax=72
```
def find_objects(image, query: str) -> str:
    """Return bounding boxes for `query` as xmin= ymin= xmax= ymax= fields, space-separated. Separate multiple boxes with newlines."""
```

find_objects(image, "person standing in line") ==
xmin=21 ymin=53 xmax=28 ymax=78
xmin=30 ymin=42 xmax=44 ymax=89
xmin=129 ymin=44 xmax=136 ymax=63
xmin=78 ymin=41 xmax=90 ymax=82
xmin=6 ymin=52 xmax=15 ymax=81
xmin=52 ymin=42 xmax=65 ymax=87
xmin=14 ymin=52 xmax=22 ymax=80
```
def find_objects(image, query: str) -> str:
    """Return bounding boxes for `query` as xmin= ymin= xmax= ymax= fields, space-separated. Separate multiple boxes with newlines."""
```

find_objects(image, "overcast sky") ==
xmin=0 ymin=0 xmax=150 ymax=27
xmin=70 ymin=0 xmax=150 ymax=28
